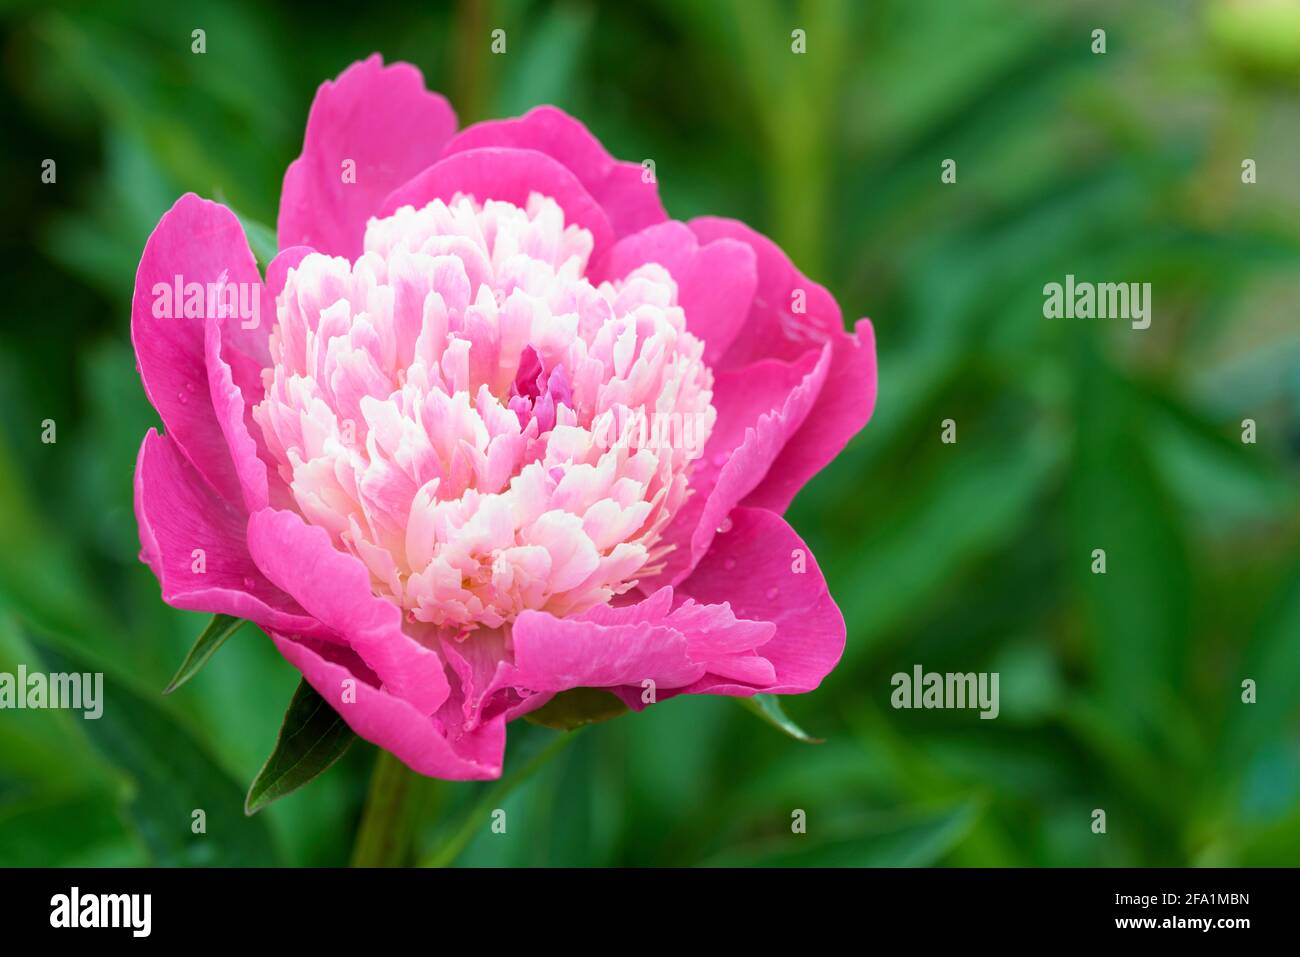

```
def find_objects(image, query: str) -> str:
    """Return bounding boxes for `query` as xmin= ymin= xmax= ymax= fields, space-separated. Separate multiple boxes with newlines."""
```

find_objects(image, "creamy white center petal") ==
xmin=253 ymin=194 xmax=715 ymax=631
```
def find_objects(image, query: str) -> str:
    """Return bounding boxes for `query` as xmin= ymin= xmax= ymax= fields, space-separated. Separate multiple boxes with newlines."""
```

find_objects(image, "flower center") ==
xmin=253 ymin=194 xmax=715 ymax=632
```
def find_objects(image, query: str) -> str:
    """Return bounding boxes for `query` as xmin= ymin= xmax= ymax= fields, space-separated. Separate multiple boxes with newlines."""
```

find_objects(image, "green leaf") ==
xmin=163 ymin=614 xmax=245 ymax=695
xmin=1069 ymin=355 xmax=1190 ymax=715
xmin=0 ymin=791 xmax=146 ymax=867
xmin=837 ymin=423 xmax=1063 ymax=665
xmin=706 ymin=800 xmax=984 ymax=867
xmin=738 ymin=694 xmax=823 ymax=743
xmin=245 ymin=678 xmax=356 ymax=816
xmin=34 ymin=640 xmax=279 ymax=866
xmin=494 ymin=4 xmax=595 ymax=117
xmin=523 ymin=687 xmax=628 ymax=731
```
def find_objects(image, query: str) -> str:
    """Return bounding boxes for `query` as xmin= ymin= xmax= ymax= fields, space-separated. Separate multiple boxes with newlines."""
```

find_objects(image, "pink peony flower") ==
xmin=132 ymin=55 xmax=877 ymax=780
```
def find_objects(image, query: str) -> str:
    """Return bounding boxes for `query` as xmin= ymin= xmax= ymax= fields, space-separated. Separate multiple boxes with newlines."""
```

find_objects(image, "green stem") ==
xmin=350 ymin=749 xmax=423 ymax=867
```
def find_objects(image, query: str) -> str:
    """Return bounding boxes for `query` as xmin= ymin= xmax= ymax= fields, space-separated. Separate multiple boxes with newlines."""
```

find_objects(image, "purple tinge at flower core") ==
xmin=130 ymin=54 xmax=878 ymax=780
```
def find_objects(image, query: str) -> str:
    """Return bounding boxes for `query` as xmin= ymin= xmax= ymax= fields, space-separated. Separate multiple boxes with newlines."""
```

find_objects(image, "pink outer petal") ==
xmin=590 ymin=221 xmax=756 ymax=366
xmin=482 ymin=586 xmax=776 ymax=701
xmin=133 ymin=429 xmax=325 ymax=636
xmin=677 ymin=507 xmax=844 ymax=696
xmin=378 ymin=147 xmax=615 ymax=258
xmin=132 ymin=193 xmax=261 ymax=507
xmin=206 ymin=245 xmax=314 ymax=513
xmin=504 ymin=612 xmax=704 ymax=691
xmin=617 ymin=507 xmax=844 ymax=710
xmin=441 ymin=105 xmax=666 ymax=239
xmin=743 ymin=319 xmax=877 ymax=513
xmin=277 ymin=55 xmax=458 ymax=260
xmin=688 ymin=217 xmax=879 ymax=514
xmin=246 ymin=508 xmax=451 ymax=716
xmin=272 ymin=633 xmax=503 ymax=781
xmin=689 ymin=216 xmax=845 ymax=370
xmin=640 ymin=344 xmax=830 ymax=589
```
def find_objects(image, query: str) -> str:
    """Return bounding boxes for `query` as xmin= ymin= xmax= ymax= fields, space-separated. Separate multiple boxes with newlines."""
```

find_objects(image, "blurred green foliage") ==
xmin=0 ymin=0 xmax=1298 ymax=867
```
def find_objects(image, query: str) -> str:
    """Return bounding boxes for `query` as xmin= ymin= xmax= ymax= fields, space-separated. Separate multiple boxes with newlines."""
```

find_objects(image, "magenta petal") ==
xmin=436 ymin=628 xmax=537 ymax=731
xmin=245 ymin=508 xmax=451 ymax=716
xmin=487 ymin=586 xmax=776 ymax=701
xmin=205 ymin=323 xmax=267 ymax=514
xmin=677 ymin=507 xmax=844 ymax=695
xmin=379 ymin=147 xmax=615 ymax=258
xmin=666 ymin=600 xmax=776 ymax=685
xmin=685 ymin=347 xmax=829 ymax=571
xmin=134 ymin=430 xmax=324 ymax=636
xmin=206 ymin=245 xmax=315 ymax=514
xmin=272 ymin=633 xmax=503 ymax=781
xmin=132 ymin=193 xmax=262 ymax=507
xmin=689 ymin=216 xmax=846 ymax=369
xmin=503 ymin=609 xmax=705 ymax=691
xmin=441 ymin=105 xmax=666 ymax=239
xmin=641 ymin=344 xmax=830 ymax=589
xmin=744 ymin=319 xmax=878 ymax=513
xmin=688 ymin=217 xmax=879 ymax=514
xmin=277 ymin=55 xmax=458 ymax=260
xmin=591 ymin=221 xmax=756 ymax=366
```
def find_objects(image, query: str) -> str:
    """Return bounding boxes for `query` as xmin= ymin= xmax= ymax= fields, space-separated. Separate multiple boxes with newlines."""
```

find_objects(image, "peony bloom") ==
xmin=132 ymin=55 xmax=876 ymax=779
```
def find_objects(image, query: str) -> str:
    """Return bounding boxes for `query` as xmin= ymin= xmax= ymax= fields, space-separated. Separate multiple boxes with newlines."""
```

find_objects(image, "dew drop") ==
xmin=178 ymin=392 xmax=188 ymax=405
xmin=717 ymin=516 xmax=733 ymax=533
xmin=242 ymin=577 xmax=256 ymax=590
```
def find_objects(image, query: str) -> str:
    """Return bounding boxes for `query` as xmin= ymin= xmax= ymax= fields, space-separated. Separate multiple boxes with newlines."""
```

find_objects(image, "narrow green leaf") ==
xmin=739 ymin=694 xmax=823 ymax=743
xmin=245 ymin=679 xmax=355 ymax=816
xmin=163 ymin=614 xmax=245 ymax=695
xmin=524 ymin=687 xmax=628 ymax=731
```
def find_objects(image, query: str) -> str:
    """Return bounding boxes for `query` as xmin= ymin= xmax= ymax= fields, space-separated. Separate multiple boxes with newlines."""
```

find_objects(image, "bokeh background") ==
xmin=1 ymin=0 xmax=1298 ymax=867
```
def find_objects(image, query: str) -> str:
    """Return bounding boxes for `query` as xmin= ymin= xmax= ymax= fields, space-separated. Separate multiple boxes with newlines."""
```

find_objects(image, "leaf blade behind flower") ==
xmin=162 ymin=613 xmax=244 ymax=695
xmin=738 ymin=693 xmax=823 ymax=743
xmin=244 ymin=678 xmax=356 ymax=816
xmin=523 ymin=687 xmax=628 ymax=730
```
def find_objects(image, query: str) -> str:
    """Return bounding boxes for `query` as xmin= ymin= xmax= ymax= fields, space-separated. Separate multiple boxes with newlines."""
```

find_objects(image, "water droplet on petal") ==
xmin=242 ymin=577 xmax=256 ymax=590
xmin=717 ymin=516 xmax=733 ymax=533
xmin=178 ymin=392 xmax=188 ymax=405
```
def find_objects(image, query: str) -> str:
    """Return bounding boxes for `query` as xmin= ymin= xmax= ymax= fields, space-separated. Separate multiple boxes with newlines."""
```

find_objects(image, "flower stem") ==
xmin=350 ymin=749 xmax=423 ymax=867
